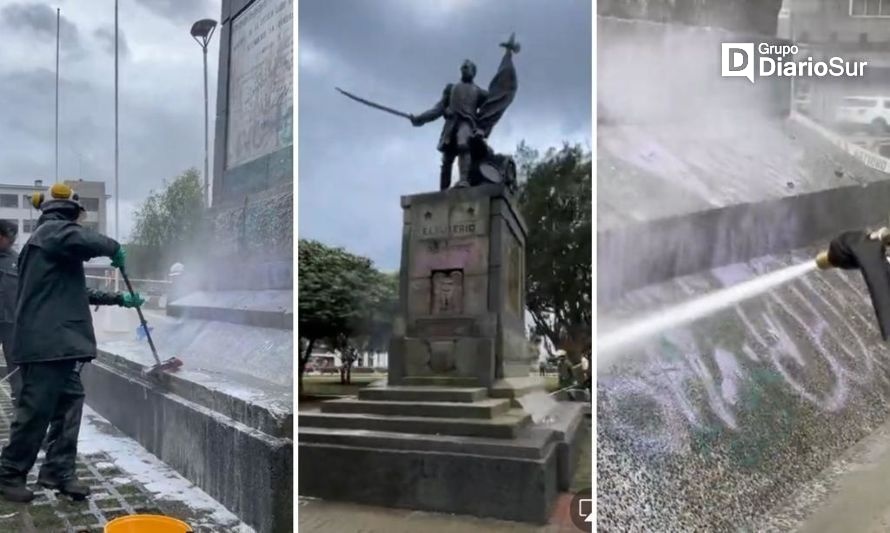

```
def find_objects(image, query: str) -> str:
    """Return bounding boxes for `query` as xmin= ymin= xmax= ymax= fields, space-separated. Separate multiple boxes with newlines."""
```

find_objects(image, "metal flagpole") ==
xmin=55 ymin=8 xmax=59 ymax=183
xmin=114 ymin=0 xmax=120 ymax=292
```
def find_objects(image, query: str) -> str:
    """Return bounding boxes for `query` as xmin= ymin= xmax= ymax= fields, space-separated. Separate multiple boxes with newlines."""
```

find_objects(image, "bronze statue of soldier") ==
xmin=336 ymin=33 xmax=520 ymax=191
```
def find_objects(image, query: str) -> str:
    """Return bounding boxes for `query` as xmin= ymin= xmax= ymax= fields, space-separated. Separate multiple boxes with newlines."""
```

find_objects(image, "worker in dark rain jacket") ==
xmin=0 ymin=184 xmax=144 ymax=503
xmin=0 ymin=220 xmax=19 ymax=402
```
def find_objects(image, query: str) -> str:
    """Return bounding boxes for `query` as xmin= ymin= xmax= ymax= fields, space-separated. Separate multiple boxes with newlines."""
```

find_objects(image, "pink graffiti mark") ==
xmin=412 ymin=241 xmax=481 ymax=278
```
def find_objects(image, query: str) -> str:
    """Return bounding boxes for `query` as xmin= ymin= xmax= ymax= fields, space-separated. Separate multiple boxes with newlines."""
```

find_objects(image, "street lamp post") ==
xmin=190 ymin=18 xmax=217 ymax=209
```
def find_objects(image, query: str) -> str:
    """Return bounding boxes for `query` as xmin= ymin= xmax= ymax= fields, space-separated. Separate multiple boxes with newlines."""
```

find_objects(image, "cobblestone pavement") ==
xmin=299 ymin=416 xmax=593 ymax=533
xmin=0 ymin=382 xmax=252 ymax=532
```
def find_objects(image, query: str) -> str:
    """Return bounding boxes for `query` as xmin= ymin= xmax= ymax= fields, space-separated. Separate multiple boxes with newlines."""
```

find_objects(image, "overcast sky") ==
xmin=298 ymin=0 xmax=592 ymax=271
xmin=0 ymin=0 xmax=221 ymax=240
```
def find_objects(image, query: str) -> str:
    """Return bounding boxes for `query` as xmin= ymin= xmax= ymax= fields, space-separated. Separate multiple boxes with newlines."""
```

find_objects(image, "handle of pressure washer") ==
xmin=120 ymin=269 xmax=162 ymax=367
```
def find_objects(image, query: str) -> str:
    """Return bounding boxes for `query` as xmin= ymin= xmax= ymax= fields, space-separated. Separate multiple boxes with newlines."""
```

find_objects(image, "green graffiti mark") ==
xmin=726 ymin=368 xmax=795 ymax=470
xmin=659 ymin=336 xmax=683 ymax=362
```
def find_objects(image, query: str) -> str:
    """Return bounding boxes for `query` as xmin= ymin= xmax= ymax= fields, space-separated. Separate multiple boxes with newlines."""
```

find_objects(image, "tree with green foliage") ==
xmin=130 ymin=168 xmax=206 ymax=276
xmin=517 ymin=142 xmax=592 ymax=368
xmin=298 ymin=240 xmax=396 ymax=391
xmin=353 ymin=271 xmax=398 ymax=355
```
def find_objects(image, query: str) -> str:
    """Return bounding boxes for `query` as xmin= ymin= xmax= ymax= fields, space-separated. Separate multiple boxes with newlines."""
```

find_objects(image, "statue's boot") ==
xmin=454 ymin=152 xmax=472 ymax=188
xmin=440 ymin=154 xmax=454 ymax=190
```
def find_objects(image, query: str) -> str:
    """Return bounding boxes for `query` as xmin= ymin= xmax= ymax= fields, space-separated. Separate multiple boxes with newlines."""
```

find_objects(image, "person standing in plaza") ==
xmin=0 ymin=220 xmax=19 ymax=402
xmin=0 ymin=184 xmax=144 ymax=503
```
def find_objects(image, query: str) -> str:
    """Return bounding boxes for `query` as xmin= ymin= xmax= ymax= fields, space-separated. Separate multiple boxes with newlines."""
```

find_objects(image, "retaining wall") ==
xmin=598 ymin=248 xmax=890 ymax=531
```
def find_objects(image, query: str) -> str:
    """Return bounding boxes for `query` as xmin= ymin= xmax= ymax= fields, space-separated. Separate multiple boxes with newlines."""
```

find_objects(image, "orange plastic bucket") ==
xmin=104 ymin=514 xmax=192 ymax=533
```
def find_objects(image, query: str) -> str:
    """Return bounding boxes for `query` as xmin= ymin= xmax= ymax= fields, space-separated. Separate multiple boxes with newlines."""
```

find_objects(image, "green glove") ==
xmin=111 ymin=247 xmax=126 ymax=270
xmin=120 ymin=293 xmax=145 ymax=309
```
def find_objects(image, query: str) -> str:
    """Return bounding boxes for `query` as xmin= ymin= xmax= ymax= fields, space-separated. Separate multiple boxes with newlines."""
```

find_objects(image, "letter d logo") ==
xmin=722 ymin=43 xmax=755 ymax=83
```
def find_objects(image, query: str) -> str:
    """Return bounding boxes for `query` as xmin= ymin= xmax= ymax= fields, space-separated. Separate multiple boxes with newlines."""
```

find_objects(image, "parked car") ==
xmin=834 ymin=96 xmax=890 ymax=135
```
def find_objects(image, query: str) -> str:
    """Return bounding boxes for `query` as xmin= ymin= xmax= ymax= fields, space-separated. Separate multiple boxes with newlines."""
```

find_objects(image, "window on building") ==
xmin=80 ymin=197 xmax=100 ymax=212
xmin=22 ymin=219 xmax=35 ymax=233
xmin=0 ymin=195 xmax=18 ymax=208
xmin=843 ymin=97 xmax=879 ymax=107
xmin=851 ymin=0 xmax=890 ymax=16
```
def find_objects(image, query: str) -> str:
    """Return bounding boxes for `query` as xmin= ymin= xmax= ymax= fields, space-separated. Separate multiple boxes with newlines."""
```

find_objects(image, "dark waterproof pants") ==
xmin=0 ymin=324 xmax=20 ymax=402
xmin=0 ymin=360 xmax=84 ymax=485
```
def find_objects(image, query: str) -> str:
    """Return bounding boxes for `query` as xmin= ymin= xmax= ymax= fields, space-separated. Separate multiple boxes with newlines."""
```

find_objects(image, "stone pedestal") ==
xmin=389 ymin=184 xmax=535 ymax=390
xmin=298 ymin=184 xmax=586 ymax=524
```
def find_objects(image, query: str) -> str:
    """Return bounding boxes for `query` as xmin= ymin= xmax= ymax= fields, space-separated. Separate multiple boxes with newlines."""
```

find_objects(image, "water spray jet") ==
xmin=598 ymin=261 xmax=817 ymax=365
xmin=598 ymin=228 xmax=890 ymax=368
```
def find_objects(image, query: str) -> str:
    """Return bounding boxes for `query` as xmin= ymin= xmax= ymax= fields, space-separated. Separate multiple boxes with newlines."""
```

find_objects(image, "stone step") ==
xmin=299 ymin=410 xmax=530 ymax=439
xmin=358 ymin=386 xmax=487 ymax=403
xmin=320 ymin=398 xmax=510 ymax=419
xmin=298 ymin=426 xmax=555 ymax=459
xmin=490 ymin=377 xmax=548 ymax=402
xmin=401 ymin=376 xmax=481 ymax=387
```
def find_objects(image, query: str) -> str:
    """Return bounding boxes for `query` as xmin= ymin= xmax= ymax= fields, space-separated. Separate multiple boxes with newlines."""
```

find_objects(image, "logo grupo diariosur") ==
xmin=722 ymin=42 xmax=867 ymax=83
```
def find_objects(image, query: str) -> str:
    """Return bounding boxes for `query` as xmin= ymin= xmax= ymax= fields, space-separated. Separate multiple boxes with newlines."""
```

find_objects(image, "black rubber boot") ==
xmin=0 ymin=481 xmax=34 ymax=503
xmin=37 ymin=477 xmax=89 ymax=501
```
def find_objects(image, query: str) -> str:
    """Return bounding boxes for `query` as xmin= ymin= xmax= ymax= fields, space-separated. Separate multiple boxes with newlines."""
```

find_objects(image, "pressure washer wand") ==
xmin=120 ymin=268 xmax=182 ymax=376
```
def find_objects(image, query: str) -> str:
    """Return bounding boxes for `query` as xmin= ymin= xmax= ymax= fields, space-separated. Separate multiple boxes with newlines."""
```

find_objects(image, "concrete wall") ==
xmin=213 ymin=0 xmax=293 ymax=207
xmin=598 ymin=247 xmax=890 ymax=531
xmin=83 ymin=360 xmax=292 ymax=533
xmin=207 ymin=0 xmax=293 ymax=290
xmin=598 ymin=177 xmax=890 ymax=303
xmin=205 ymin=182 xmax=292 ymax=290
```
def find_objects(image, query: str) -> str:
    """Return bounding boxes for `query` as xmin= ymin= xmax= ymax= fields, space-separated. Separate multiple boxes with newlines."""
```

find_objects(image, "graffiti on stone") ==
xmin=600 ymin=268 xmax=890 ymax=466
xmin=227 ymin=0 xmax=294 ymax=169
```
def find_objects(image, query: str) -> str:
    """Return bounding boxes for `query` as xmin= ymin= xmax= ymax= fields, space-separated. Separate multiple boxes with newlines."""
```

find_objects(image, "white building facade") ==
xmin=0 ymin=180 xmax=107 ymax=252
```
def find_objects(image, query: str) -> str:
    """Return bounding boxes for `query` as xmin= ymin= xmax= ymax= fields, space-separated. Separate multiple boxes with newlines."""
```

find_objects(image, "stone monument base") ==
xmin=298 ymin=383 xmax=586 ymax=523
xmin=298 ymin=184 xmax=585 ymax=522
xmin=84 ymin=296 xmax=293 ymax=533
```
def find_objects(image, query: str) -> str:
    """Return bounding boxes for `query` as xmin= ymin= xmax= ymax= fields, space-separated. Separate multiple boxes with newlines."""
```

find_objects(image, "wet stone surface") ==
xmin=300 ymin=417 xmax=592 ymax=532
xmin=598 ymin=247 xmax=890 ymax=531
xmin=0 ymin=384 xmax=248 ymax=533
xmin=598 ymin=117 xmax=890 ymax=231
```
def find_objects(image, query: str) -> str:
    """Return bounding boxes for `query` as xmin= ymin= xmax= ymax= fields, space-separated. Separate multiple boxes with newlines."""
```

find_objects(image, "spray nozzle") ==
xmin=815 ymin=250 xmax=833 ymax=270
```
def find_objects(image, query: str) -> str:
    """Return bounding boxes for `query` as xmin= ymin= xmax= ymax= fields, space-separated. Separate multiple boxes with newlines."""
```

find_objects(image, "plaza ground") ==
xmin=0 ymin=382 xmax=252 ymax=533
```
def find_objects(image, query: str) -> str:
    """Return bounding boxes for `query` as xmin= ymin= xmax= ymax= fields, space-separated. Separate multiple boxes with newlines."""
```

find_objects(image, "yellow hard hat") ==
xmin=31 ymin=183 xmax=80 ymax=210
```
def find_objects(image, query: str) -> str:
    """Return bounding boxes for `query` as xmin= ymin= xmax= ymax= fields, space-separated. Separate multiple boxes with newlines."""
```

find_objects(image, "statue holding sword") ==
xmin=336 ymin=33 xmax=520 ymax=191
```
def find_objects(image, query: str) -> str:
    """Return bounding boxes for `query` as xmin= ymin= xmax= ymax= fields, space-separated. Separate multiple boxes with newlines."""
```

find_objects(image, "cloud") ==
xmin=298 ymin=0 xmax=592 ymax=269
xmin=1 ymin=2 xmax=82 ymax=56
xmin=93 ymin=26 xmax=130 ymax=59
xmin=0 ymin=0 xmax=223 ymax=243
xmin=133 ymin=0 xmax=216 ymax=26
